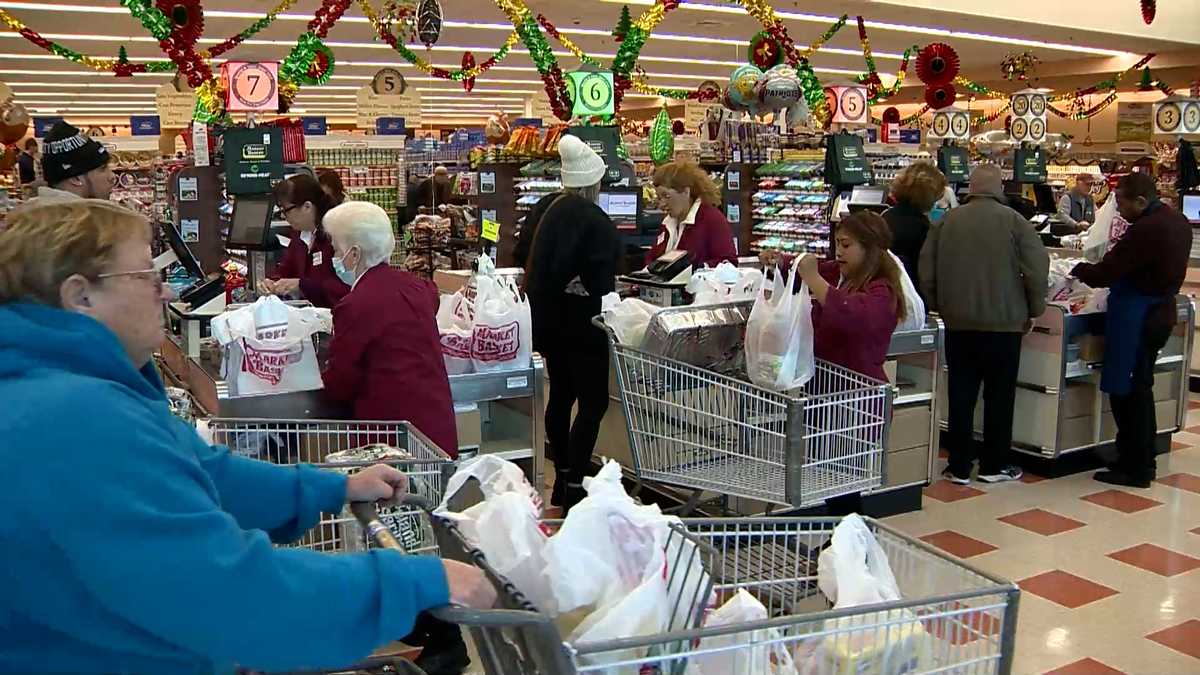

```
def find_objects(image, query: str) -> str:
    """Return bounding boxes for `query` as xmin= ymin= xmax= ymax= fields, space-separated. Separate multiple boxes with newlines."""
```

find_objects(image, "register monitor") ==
xmin=161 ymin=220 xmax=205 ymax=279
xmin=1183 ymin=194 xmax=1200 ymax=223
xmin=226 ymin=194 xmax=276 ymax=250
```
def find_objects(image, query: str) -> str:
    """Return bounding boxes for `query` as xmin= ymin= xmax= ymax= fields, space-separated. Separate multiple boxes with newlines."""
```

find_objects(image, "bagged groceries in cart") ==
xmin=745 ymin=256 xmax=815 ymax=391
xmin=889 ymin=251 xmax=926 ymax=332
xmin=687 ymin=262 xmax=763 ymax=306
xmin=803 ymin=514 xmax=933 ymax=675
xmin=437 ymin=292 xmax=475 ymax=375
xmin=435 ymin=255 xmax=532 ymax=375
xmin=436 ymin=457 xmax=712 ymax=674
xmin=210 ymin=295 xmax=331 ymax=397
xmin=686 ymin=590 xmax=799 ymax=675
xmin=601 ymin=292 xmax=659 ymax=348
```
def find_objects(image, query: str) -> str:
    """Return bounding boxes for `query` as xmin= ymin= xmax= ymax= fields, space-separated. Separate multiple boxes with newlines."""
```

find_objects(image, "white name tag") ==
xmin=312 ymin=251 xmax=323 ymax=267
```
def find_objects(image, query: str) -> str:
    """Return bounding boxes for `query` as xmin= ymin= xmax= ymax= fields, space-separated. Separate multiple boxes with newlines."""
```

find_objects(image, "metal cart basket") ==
xmin=395 ymin=502 xmax=1021 ymax=675
xmin=204 ymin=418 xmax=454 ymax=554
xmin=597 ymin=302 xmax=892 ymax=508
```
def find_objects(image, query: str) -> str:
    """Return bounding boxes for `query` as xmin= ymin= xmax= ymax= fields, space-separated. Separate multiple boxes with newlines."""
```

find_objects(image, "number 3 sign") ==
xmin=223 ymin=62 xmax=279 ymax=113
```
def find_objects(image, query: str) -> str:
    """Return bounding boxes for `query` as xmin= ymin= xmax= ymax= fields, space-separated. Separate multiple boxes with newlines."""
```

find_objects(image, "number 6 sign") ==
xmin=567 ymin=69 xmax=615 ymax=117
xmin=223 ymin=62 xmax=279 ymax=113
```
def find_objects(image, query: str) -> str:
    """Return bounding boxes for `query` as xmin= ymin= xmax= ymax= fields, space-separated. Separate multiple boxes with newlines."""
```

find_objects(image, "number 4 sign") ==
xmin=223 ymin=62 xmax=279 ymax=113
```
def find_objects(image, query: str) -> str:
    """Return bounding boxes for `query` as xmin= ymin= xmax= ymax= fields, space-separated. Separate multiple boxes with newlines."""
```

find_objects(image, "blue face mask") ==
xmin=332 ymin=249 xmax=357 ymax=285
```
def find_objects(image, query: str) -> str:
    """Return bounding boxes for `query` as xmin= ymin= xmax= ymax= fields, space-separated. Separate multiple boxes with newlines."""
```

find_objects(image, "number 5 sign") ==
xmin=223 ymin=62 xmax=279 ymax=113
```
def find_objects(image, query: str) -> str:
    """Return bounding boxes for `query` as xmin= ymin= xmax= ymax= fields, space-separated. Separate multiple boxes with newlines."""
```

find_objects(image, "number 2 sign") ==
xmin=223 ymin=62 xmax=279 ymax=113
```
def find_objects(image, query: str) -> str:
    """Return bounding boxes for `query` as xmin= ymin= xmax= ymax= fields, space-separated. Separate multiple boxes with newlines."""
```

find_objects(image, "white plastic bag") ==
xmin=808 ymin=515 xmax=931 ymax=675
xmin=1083 ymin=194 xmax=1117 ymax=263
xmin=437 ymin=292 xmax=475 ymax=375
xmin=210 ymin=295 xmax=332 ymax=396
xmin=889 ymin=251 xmax=926 ymax=332
xmin=687 ymin=590 xmax=799 ymax=675
xmin=600 ymin=292 xmax=657 ymax=347
xmin=745 ymin=257 xmax=815 ymax=391
xmin=688 ymin=262 xmax=763 ymax=306
xmin=471 ymin=274 xmax=533 ymax=373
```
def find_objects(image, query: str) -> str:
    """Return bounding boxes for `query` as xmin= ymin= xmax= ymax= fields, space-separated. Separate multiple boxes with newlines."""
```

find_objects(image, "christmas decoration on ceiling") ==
xmin=461 ymin=51 xmax=476 ymax=92
xmin=416 ymin=0 xmax=442 ymax=48
xmin=379 ymin=0 xmax=416 ymax=43
xmin=157 ymin=0 xmax=204 ymax=49
xmin=916 ymin=43 xmax=959 ymax=86
xmin=649 ymin=106 xmax=673 ymax=165
xmin=1000 ymin=51 xmax=1040 ymax=81
xmin=612 ymin=5 xmax=631 ymax=43
xmin=1141 ymin=0 xmax=1156 ymax=24
xmin=749 ymin=30 xmax=784 ymax=70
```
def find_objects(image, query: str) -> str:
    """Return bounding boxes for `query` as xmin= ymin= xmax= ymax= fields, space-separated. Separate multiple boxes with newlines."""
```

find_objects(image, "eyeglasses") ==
xmin=96 ymin=267 xmax=164 ymax=294
xmin=278 ymin=203 xmax=300 ymax=217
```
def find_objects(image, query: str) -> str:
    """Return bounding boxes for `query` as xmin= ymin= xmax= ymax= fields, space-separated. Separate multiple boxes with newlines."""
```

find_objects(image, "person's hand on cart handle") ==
xmin=273 ymin=278 xmax=301 ymax=296
xmin=345 ymin=464 xmax=410 ymax=505
xmin=442 ymin=560 xmax=498 ymax=609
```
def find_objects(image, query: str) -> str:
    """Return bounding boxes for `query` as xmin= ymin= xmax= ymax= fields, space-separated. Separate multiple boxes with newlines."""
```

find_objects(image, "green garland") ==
xmin=120 ymin=0 xmax=172 ymax=42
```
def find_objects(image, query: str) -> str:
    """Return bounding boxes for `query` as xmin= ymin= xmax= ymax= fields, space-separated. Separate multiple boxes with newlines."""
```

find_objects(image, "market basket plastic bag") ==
xmin=745 ymin=256 xmax=814 ymax=391
xmin=210 ymin=295 xmax=331 ymax=397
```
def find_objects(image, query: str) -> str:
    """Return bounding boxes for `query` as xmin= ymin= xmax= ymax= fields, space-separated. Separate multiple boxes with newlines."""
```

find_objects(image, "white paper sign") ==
xmin=726 ymin=171 xmax=740 ymax=191
xmin=178 ymin=176 xmax=198 ymax=201
xmin=180 ymin=218 xmax=199 ymax=242
xmin=192 ymin=125 xmax=210 ymax=167
xmin=727 ymin=204 xmax=740 ymax=223
xmin=155 ymin=83 xmax=196 ymax=129
xmin=480 ymin=172 xmax=496 ymax=194
xmin=356 ymin=84 xmax=422 ymax=128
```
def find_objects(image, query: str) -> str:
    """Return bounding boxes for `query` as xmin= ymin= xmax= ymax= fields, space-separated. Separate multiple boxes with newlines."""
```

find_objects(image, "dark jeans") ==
xmin=946 ymin=330 xmax=1024 ymax=477
xmin=543 ymin=346 xmax=610 ymax=505
xmin=1109 ymin=319 xmax=1172 ymax=480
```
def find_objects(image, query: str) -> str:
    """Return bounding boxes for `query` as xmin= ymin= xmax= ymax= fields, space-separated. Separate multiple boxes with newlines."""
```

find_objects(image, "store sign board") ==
xmin=899 ymin=128 xmax=921 ymax=144
xmin=937 ymin=145 xmax=970 ymax=184
xmin=1152 ymin=97 xmax=1200 ymax=136
xmin=130 ymin=115 xmax=161 ymax=136
xmin=684 ymin=100 xmax=717 ymax=135
xmin=567 ymin=70 xmax=615 ymax=117
xmin=481 ymin=218 xmax=501 ymax=243
xmin=1014 ymin=146 xmax=1047 ymax=184
xmin=155 ymin=83 xmax=196 ymax=128
xmin=301 ymin=117 xmax=327 ymax=135
xmin=567 ymin=125 xmax=623 ymax=184
xmin=824 ymin=132 xmax=870 ymax=186
xmin=224 ymin=62 xmax=279 ymax=113
xmin=826 ymin=84 xmax=870 ymax=126
xmin=223 ymin=126 xmax=284 ymax=195
xmin=33 ymin=116 xmax=62 ymax=138
xmin=1117 ymin=102 xmax=1153 ymax=142
xmin=927 ymin=107 xmax=969 ymax=141
xmin=375 ymin=117 xmax=406 ymax=135
xmin=357 ymin=84 xmax=422 ymax=129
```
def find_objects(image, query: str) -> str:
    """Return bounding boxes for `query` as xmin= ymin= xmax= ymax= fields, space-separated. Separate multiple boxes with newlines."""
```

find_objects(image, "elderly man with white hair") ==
xmin=319 ymin=201 xmax=468 ymax=674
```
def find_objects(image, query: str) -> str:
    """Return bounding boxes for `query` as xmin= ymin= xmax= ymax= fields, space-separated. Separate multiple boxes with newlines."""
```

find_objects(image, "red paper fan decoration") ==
xmin=916 ymin=43 xmax=960 ymax=86
xmin=156 ymin=0 xmax=205 ymax=49
xmin=924 ymin=83 xmax=957 ymax=110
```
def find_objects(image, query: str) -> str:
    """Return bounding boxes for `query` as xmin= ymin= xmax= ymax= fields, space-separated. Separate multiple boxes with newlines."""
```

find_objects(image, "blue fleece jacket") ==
xmin=0 ymin=303 xmax=451 ymax=674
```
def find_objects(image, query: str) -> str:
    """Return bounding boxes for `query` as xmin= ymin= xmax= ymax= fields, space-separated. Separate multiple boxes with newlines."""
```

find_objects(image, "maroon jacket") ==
xmin=646 ymin=202 xmax=738 ymax=268
xmin=811 ymin=262 xmax=898 ymax=383
xmin=269 ymin=230 xmax=350 ymax=310
xmin=321 ymin=265 xmax=459 ymax=457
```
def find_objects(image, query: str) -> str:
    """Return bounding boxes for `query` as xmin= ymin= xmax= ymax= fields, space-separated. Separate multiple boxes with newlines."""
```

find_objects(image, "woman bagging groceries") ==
xmin=0 ymin=199 xmax=494 ymax=674
xmin=257 ymin=173 xmax=350 ymax=309
xmin=763 ymin=211 xmax=905 ymax=382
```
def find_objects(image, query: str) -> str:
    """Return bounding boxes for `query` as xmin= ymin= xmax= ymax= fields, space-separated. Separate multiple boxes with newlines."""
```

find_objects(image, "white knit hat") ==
xmin=558 ymin=134 xmax=607 ymax=188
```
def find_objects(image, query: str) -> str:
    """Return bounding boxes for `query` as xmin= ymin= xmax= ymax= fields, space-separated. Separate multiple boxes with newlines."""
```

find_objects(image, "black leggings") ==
xmin=543 ymin=347 xmax=610 ymax=502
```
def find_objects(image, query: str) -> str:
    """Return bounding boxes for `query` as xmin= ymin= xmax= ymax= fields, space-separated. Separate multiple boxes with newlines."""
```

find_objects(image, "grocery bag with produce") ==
xmin=685 ymin=590 xmax=799 ymax=675
xmin=745 ymin=256 xmax=815 ymax=391
xmin=808 ymin=514 xmax=932 ymax=675
xmin=600 ymin=292 xmax=659 ymax=348
xmin=210 ymin=295 xmax=331 ymax=397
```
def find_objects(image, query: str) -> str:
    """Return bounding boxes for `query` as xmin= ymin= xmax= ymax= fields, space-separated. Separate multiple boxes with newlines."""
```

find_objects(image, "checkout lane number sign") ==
xmin=568 ymin=70 xmax=615 ymax=117
xmin=226 ymin=62 xmax=279 ymax=113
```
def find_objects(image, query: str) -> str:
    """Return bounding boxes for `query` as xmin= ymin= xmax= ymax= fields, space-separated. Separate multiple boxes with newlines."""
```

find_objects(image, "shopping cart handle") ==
xmin=425 ymin=605 xmax=552 ymax=628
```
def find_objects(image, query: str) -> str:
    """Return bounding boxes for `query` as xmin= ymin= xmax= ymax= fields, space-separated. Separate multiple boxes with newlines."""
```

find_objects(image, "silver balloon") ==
xmin=786 ymin=99 xmax=811 ymax=127
xmin=760 ymin=77 xmax=803 ymax=111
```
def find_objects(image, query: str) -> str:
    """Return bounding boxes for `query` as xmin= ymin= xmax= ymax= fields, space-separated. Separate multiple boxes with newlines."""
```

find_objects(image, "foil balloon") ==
xmin=649 ymin=107 xmax=673 ymax=165
xmin=0 ymin=101 xmax=29 ymax=146
xmin=728 ymin=64 xmax=764 ymax=110
xmin=722 ymin=88 xmax=749 ymax=113
xmin=759 ymin=67 xmax=803 ymax=111
xmin=786 ymin=98 xmax=811 ymax=127
xmin=416 ymin=0 xmax=442 ymax=48
xmin=484 ymin=111 xmax=510 ymax=145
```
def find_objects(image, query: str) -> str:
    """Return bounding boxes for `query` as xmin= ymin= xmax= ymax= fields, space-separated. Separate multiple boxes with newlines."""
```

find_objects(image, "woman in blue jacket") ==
xmin=0 ymin=199 xmax=493 ymax=674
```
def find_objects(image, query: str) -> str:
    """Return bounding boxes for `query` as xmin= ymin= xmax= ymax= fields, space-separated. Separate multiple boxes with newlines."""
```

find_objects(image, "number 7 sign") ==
xmin=223 ymin=62 xmax=280 ymax=113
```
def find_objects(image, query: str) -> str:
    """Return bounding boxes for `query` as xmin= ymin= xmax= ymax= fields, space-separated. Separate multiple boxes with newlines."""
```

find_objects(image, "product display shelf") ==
xmin=470 ymin=162 xmax=522 ymax=266
xmin=751 ymin=161 xmax=830 ymax=257
xmin=514 ymin=164 xmax=561 ymax=213
xmin=865 ymin=147 xmax=927 ymax=183
xmin=306 ymin=136 xmax=407 ymax=224
xmin=938 ymin=296 xmax=1194 ymax=458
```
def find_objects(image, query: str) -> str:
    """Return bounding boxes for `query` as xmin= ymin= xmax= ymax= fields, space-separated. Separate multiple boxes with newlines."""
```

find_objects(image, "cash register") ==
xmin=621 ymin=250 xmax=692 ymax=307
xmin=158 ymin=219 xmax=225 ymax=313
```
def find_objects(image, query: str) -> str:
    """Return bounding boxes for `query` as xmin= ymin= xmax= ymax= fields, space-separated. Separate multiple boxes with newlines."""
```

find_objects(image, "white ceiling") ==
xmin=0 ymin=0 xmax=1196 ymax=124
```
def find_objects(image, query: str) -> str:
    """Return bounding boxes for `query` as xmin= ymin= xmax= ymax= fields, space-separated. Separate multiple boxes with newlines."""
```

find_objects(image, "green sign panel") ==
xmin=1014 ymin=146 xmax=1047 ymax=184
xmin=223 ymin=126 xmax=284 ymax=195
xmin=567 ymin=70 xmax=615 ymax=118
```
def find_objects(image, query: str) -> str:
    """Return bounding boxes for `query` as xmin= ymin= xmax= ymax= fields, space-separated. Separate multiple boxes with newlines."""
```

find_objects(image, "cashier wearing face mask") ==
xmin=321 ymin=202 xmax=458 ymax=460
xmin=258 ymin=174 xmax=350 ymax=309
xmin=0 ymin=200 xmax=493 ymax=675
xmin=647 ymin=160 xmax=738 ymax=269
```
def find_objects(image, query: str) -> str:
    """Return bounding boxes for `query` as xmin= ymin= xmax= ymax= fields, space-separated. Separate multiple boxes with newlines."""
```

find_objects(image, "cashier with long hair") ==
xmin=257 ymin=174 xmax=350 ymax=309
xmin=647 ymin=161 xmax=738 ymax=268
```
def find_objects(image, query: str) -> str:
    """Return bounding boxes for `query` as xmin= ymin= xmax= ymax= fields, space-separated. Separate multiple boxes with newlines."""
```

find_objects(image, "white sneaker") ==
xmin=978 ymin=466 xmax=1023 ymax=483
xmin=942 ymin=468 xmax=971 ymax=485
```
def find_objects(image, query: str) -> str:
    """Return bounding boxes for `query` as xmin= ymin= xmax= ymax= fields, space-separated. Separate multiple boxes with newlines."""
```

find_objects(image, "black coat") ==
xmin=884 ymin=201 xmax=931 ymax=298
xmin=516 ymin=192 xmax=619 ymax=353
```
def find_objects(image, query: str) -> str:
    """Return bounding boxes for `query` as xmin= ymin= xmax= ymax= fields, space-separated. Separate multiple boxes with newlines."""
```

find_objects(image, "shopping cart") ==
xmin=596 ymin=302 xmax=893 ymax=509
xmin=351 ymin=496 xmax=1020 ymax=675
xmin=204 ymin=418 xmax=454 ymax=554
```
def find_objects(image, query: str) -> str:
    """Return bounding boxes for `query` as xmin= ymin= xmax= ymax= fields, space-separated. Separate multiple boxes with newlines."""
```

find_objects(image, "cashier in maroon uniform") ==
xmin=257 ymin=174 xmax=350 ymax=309
xmin=319 ymin=200 xmax=458 ymax=458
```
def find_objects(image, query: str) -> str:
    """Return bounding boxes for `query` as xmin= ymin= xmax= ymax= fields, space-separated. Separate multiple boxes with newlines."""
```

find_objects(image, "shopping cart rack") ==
xmin=352 ymin=498 xmax=1019 ymax=675
xmin=204 ymin=418 xmax=454 ymax=554
xmin=596 ymin=302 xmax=892 ymax=509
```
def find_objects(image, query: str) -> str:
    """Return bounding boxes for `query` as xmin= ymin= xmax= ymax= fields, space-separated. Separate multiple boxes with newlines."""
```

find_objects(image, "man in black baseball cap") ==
xmin=38 ymin=121 xmax=115 ymax=200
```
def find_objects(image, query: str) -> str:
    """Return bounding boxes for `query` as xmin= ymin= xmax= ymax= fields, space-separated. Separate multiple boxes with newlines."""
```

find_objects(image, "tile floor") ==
xmin=881 ymin=402 xmax=1200 ymax=674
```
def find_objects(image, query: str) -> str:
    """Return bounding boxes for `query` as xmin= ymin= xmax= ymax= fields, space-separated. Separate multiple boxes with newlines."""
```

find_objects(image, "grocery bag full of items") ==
xmin=210 ymin=295 xmax=332 ymax=397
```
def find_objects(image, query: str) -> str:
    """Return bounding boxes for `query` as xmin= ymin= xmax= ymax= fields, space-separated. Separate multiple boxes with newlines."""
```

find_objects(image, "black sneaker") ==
xmin=1094 ymin=470 xmax=1152 ymax=489
xmin=942 ymin=468 xmax=971 ymax=485
xmin=978 ymin=466 xmax=1023 ymax=483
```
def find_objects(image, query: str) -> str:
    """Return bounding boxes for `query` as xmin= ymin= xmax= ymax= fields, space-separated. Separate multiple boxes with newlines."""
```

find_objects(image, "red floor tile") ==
xmin=923 ymin=480 xmax=986 ymax=503
xmin=1157 ymin=473 xmax=1200 ymax=495
xmin=919 ymin=530 xmax=998 ymax=558
xmin=1018 ymin=570 xmax=1118 ymax=609
xmin=921 ymin=601 xmax=1002 ymax=646
xmin=1189 ymin=400 xmax=1200 ymax=410
xmin=1108 ymin=543 xmax=1200 ymax=577
xmin=1192 ymin=526 xmax=1200 ymax=536
xmin=1020 ymin=471 xmax=1048 ymax=484
xmin=1187 ymin=425 xmax=1200 ymax=435
xmin=1172 ymin=441 xmax=1189 ymax=451
xmin=1147 ymin=619 xmax=1200 ymax=659
xmin=998 ymin=509 xmax=1086 ymax=536
xmin=1044 ymin=658 xmax=1126 ymax=675
xmin=1081 ymin=489 xmax=1163 ymax=514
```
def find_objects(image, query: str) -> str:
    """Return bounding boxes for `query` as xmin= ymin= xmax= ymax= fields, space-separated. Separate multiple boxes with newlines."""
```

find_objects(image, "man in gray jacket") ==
xmin=920 ymin=164 xmax=1049 ymax=484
